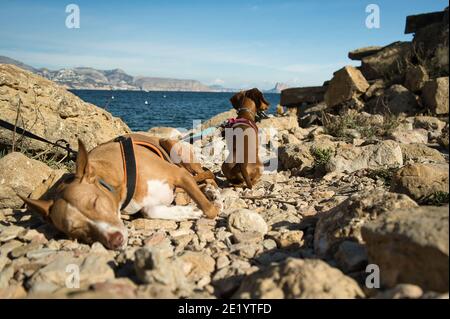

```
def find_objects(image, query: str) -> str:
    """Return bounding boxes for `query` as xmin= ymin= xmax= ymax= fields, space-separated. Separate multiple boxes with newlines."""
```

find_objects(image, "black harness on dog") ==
xmin=115 ymin=136 xmax=138 ymax=211
xmin=112 ymin=135 xmax=168 ymax=211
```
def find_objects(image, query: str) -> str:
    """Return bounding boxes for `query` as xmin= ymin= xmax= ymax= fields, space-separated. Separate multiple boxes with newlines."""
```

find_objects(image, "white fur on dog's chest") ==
xmin=127 ymin=179 xmax=202 ymax=220
xmin=122 ymin=180 xmax=173 ymax=215
xmin=142 ymin=180 xmax=175 ymax=208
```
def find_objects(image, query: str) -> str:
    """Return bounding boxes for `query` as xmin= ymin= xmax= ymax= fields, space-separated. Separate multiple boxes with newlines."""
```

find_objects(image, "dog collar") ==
xmin=223 ymin=118 xmax=258 ymax=132
xmin=237 ymin=108 xmax=256 ymax=118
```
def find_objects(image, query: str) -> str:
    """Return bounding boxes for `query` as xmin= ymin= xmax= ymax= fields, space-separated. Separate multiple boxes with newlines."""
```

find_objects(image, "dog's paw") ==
xmin=203 ymin=184 xmax=224 ymax=212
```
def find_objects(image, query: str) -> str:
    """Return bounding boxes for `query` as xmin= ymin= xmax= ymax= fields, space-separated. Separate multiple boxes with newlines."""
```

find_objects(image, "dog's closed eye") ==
xmin=91 ymin=197 xmax=99 ymax=209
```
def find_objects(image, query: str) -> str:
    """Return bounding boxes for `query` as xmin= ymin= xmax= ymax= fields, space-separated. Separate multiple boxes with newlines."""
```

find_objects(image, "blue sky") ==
xmin=0 ymin=0 xmax=446 ymax=89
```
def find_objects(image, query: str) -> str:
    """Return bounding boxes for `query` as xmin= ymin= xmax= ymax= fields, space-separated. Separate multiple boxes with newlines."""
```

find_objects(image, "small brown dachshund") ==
xmin=221 ymin=88 xmax=270 ymax=188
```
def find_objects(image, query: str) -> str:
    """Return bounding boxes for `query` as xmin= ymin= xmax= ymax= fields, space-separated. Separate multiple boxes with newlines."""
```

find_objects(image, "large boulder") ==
xmin=0 ymin=152 xmax=55 ymax=208
xmin=413 ymin=115 xmax=447 ymax=141
xmin=412 ymin=9 xmax=449 ymax=78
xmin=258 ymin=116 xmax=299 ymax=131
xmin=278 ymin=144 xmax=314 ymax=171
xmin=404 ymin=65 xmax=429 ymax=92
xmin=28 ymin=253 xmax=115 ymax=294
xmin=201 ymin=109 xmax=237 ymax=129
xmin=399 ymin=143 xmax=446 ymax=163
xmin=233 ymin=258 xmax=364 ymax=299
xmin=280 ymin=86 xmax=326 ymax=107
xmin=361 ymin=206 xmax=449 ymax=292
xmin=388 ymin=127 xmax=428 ymax=144
xmin=391 ymin=163 xmax=449 ymax=201
xmin=314 ymin=190 xmax=418 ymax=258
xmin=438 ymin=123 xmax=449 ymax=149
xmin=413 ymin=115 xmax=446 ymax=132
xmin=360 ymin=41 xmax=413 ymax=81
xmin=348 ymin=46 xmax=383 ymax=61
xmin=0 ymin=64 xmax=130 ymax=154
xmin=178 ymin=251 xmax=215 ymax=286
xmin=227 ymin=209 xmax=268 ymax=243
xmin=134 ymin=247 xmax=191 ymax=294
xmin=326 ymin=140 xmax=403 ymax=174
xmin=324 ymin=66 xmax=369 ymax=107
xmin=367 ymin=85 xmax=419 ymax=115
xmin=421 ymin=77 xmax=449 ymax=115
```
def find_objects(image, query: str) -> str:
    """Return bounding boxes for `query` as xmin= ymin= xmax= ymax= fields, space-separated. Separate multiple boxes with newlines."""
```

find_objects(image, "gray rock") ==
xmin=392 ymin=163 xmax=449 ymax=201
xmin=0 ymin=152 xmax=54 ymax=209
xmin=412 ymin=14 xmax=449 ymax=77
xmin=0 ymin=265 xmax=14 ymax=289
xmin=28 ymin=253 xmax=115 ymax=292
xmin=374 ymin=284 xmax=423 ymax=299
xmin=348 ymin=46 xmax=383 ymax=61
xmin=326 ymin=140 xmax=403 ymax=174
xmin=314 ymin=190 xmax=418 ymax=258
xmin=388 ymin=128 xmax=428 ymax=144
xmin=221 ymin=189 xmax=247 ymax=210
xmin=0 ymin=225 xmax=26 ymax=242
xmin=280 ymin=86 xmax=326 ymax=107
xmin=375 ymin=85 xmax=419 ymax=115
xmin=278 ymin=144 xmax=314 ymax=171
xmin=404 ymin=65 xmax=429 ymax=92
xmin=364 ymin=80 xmax=385 ymax=99
xmin=26 ymin=248 xmax=58 ymax=260
xmin=361 ymin=206 xmax=449 ymax=292
xmin=399 ymin=143 xmax=445 ymax=163
xmin=324 ymin=66 xmax=369 ymax=107
xmin=413 ymin=116 xmax=446 ymax=139
xmin=0 ymin=256 xmax=9 ymax=273
xmin=0 ymin=240 xmax=23 ymax=256
xmin=134 ymin=247 xmax=190 ymax=294
xmin=178 ymin=251 xmax=215 ymax=284
xmin=233 ymin=258 xmax=364 ymax=299
xmin=10 ymin=242 xmax=43 ymax=258
xmin=227 ymin=209 xmax=268 ymax=243
xmin=422 ymin=77 xmax=449 ymax=115
xmin=360 ymin=41 xmax=412 ymax=81
xmin=334 ymin=241 xmax=368 ymax=273
xmin=258 ymin=116 xmax=299 ymax=131
xmin=216 ymin=255 xmax=230 ymax=269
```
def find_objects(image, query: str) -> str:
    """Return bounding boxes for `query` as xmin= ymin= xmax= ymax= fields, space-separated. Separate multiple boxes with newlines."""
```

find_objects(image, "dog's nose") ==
xmin=107 ymin=231 xmax=125 ymax=250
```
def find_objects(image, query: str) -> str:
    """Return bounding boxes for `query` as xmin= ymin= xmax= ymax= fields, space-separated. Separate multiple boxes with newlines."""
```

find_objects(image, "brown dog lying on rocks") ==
xmin=221 ymin=88 xmax=270 ymax=188
xmin=20 ymin=134 xmax=221 ymax=250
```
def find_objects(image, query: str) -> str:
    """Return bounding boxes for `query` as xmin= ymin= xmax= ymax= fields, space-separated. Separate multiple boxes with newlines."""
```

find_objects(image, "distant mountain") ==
xmin=135 ymin=76 xmax=212 ymax=92
xmin=38 ymin=67 xmax=138 ymax=90
xmin=265 ymin=82 xmax=290 ymax=93
xmin=207 ymin=85 xmax=238 ymax=93
xmin=0 ymin=56 xmax=37 ymax=73
xmin=0 ymin=55 xmax=272 ymax=92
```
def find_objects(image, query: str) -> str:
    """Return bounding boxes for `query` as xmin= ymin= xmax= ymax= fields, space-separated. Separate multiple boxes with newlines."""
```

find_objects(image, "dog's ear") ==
xmin=19 ymin=195 xmax=54 ymax=218
xmin=75 ymin=139 xmax=96 ymax=183
xmin=246 ymin=88 xmax=270 ymax=110
xmin=230 ymin=91 xmax=245 ymax=109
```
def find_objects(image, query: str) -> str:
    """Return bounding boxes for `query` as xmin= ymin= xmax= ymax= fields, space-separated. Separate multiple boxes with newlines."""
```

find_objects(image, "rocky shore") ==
xmin=0 ymin=7 xmax=448 ymax=299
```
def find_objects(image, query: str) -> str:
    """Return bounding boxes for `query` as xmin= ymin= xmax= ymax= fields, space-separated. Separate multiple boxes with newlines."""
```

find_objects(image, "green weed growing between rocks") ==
xmin=322 ymin=111 xmax=401 ymax=141
xmin=311 ymin=147 xmax=333 ymax=171
xmin=0 ymin=143 xmax=75 ymax=171
xmin=367 ymin=168 xmax=395 ymax=187
xmin=421 ymin=191 xmax=450 ymax=206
